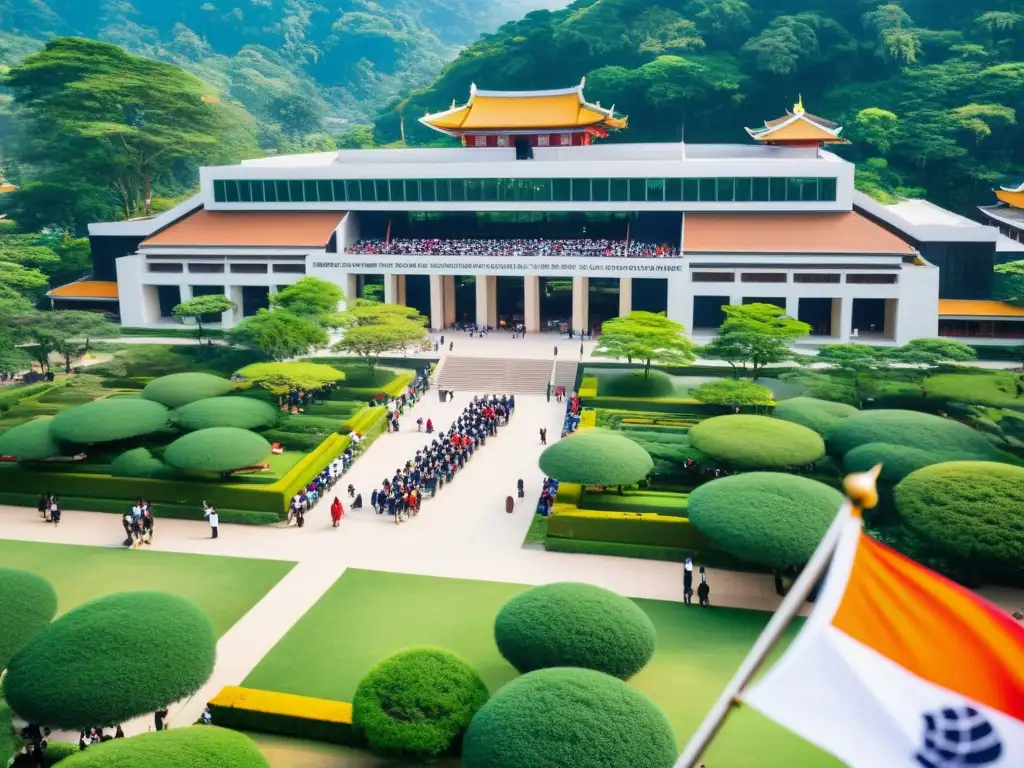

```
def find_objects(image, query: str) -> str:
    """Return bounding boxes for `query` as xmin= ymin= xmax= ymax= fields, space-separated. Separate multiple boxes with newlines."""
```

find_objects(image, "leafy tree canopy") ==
xmin=703 ymin=303 xmax=809 ymax=380
xmin=172 ymin=295 xmax=234 ymax=342
xmin=888 ymin=338 xmax=977 ymax=369
xmin=227 ymin=308 xmax=329 ymax=361
xmin=593 ymin=311 xmax=696 ymax=377
xmin=269 ymin=277 xmax=345 ymax=323
xmin=236 ymin=361 xmax=345 ymax=395
xmin=692 ymin=378 xmax=773 ymax=406
xmin=333 ymin=300 xmax=428 ymax=373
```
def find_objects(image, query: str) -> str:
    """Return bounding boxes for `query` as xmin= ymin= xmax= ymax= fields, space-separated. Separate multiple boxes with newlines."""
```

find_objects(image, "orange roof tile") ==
xmin=142 ymin=210 xmax=345 ymax=248
xmin=47 ymin=281 xmax=119 ymax=300
xmin=938 ymin=299 xmax=1024 ymax=318
xmin=683 ymin=212 xmax=916 ymax=255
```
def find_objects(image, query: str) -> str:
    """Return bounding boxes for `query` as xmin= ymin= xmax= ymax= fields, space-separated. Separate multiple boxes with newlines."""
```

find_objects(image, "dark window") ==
xmin=420 ymin=180 xmax=436 ymax=202
xmin=230 ymin=263 xmax=268 ymax=273
xmin=665 ymin=178 xmax=681 ymax=202
xmin=264 ymin=180 xmax=278 ymax=203
xmin=691 ymin=272 xmax=735 ymax=282
xmin=374 ymin=180 xmax=389 ymax=202
xmin=629 ymin=178 xmax=646 ymax=201
xmin=213 ymin=180 xmax=227 ymax=203
xmin=238 ymin=180 xmax=253 ymax=203
xmin=147 ymin=263 xmax=184 ymax=273
xmin=332 ymin=180 xmax=347 ymax=202
xmin=572 ymin=178 xmax=591 ymax=202
xmin=360 ymin=180 xmax=376 ymax=202
xmin=752 ymin=178 xmax=770 ymax=202
xmin=592 ymin=178 xmax=610 ymax=202
xmin=188 ymin=263 xmax=225 ymax=273
xmin=276 ymin=180 xmax=291 ymax=202
xmin=682 ymin=178 xmax=699 ymax=202
xmin=610 ymin=179 xmax=628 ymax=202
xmin=466 ymin=179 xmax=482 ymax=202
xmin=303 ymin=180 xmax=319 ymax=202
xmin=794 ymin=273 xmax=840 ymax=283
xmin=405 ymin=180 xmax=420 ymax=202
xmin=846 ymin=273 xmax=898 ymax=284
xmin=734 ymin=178 xmax=752 ymax=202
xmin=646 ymin=178 xmax=665 ymax=202
xmin=769 ymin=177 xmax=787 ymax=201
xmin=716 ymin=178 xmax=735 ymax=202
xmin=317 ymin=180 xmax=334 ymax=202
xmin=156 ymin=285 xmax=181 ymax=318
xmin=346 ymin=180 xmax=362 ymax=202
xmin=820 ymin=177 xmax=837 ymax=201
xmin=224 ymin=180 xmax=240 ymax=203
xmin=698 ymin=178 xmax=717 ymax=201
xmin=533 ymin=179 xmax=552 ymax=200
xmin=390 ymin=180 xmax=405 ymax=202
xmin=273 ymin=264 xmax=306 ymax=273
xmin=436 ymin=179 xmax=451 ymax=202
xmin=741 ymin=273 xmax=787 ymax=283
xmin=482 ymin=179 xmax=499 ymax=202
xmin=552 ymin=178 xmax=571 ymax=201
xmin=449 ymin=179 xmax=466 ymax=202
xmin=289 ymin=180 xmax=304 ymax=202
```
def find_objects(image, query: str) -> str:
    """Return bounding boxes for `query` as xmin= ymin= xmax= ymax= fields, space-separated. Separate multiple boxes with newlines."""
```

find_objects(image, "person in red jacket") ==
xmin=330 ymin=497 xmax=344 ymax=527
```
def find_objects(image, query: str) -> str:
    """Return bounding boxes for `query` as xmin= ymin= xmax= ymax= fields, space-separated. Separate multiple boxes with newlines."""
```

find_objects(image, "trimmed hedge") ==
xmin=0 ymin=700 xmax=16 ymax=767
xmin=174 ymin=396 xmax=279 ymax=431
xmin=546 ymin=509 xmax=706 ymax=549
xmin=0 ymin=417 xmax=61 ymax=461
xmin=57 ymin=726 xmax=268 ymax=768
xmin=600 ymin=371 xmax=675 ymax=398
xmin=109 ymin=447 xmax=178 ymax=480
xmin=842 ymin=442 xmax=976 ymax=485
xmin=0 ymin=492 xmax=279 ymax=525
xmin=539 ymin=429 xmax=653 ymax=485
xmin=45 ymin=741 xmax=79 ymax=764
xmin=923 ymin=371 xmax=1024 ymax=408
xmin=3 ymin=591 xmax=216 ymax=728
xmin=0 ymin=567 xmax=58 ymax=670
xmin=49 ymin=399 xmax=171 ymax=445
xmin=581 ymin=490 xmax=688 ymax=516
xmin=462 ymin=667 xmax=676 ymax=768
xmin=141 ymin=372 xmax=233 ymax=408
xmin=543 ymin=537 xmax=756 ymax=567
xmin=587 ymin=396 xmax=768 ymax=416
xmin=494 ymin=583 xmax=656 ymax=679
xmin=352 ymin=648 xmax=489 ymax=757
xmin=578 ymin=376 xmax=598 ymax=398
xmin=0 ymin=382 xmax=55 ymax=412
xmin=210 ymin=686 xmax=354 ymax=745
xmin=774 ymin=397 xmax=859 ymax=435
xmin=689 ymin=415 xmax=825 ymax=469
xmin=826 ymin=409 xmax=998 ymax=460
xmin=163 ymin=428 xmax=271 ymax=475
xmin=895 ymin=461 xmax=1024 ymax=579
xmin=687 ymin=473 xmax=844 ymax=570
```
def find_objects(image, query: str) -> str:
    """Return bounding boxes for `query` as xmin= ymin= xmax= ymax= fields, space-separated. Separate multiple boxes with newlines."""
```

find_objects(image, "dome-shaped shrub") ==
xmin=0 ymin=568 xmax=57 ymax=669
xmin=494 ymin=582 xmax=655 ymax=679
xmin=842 ymin=442 xmax=978 ymax=484
xmin=57 ymin=726 xmax=268 ymax=768
xmin=109 ymin=447 xmax=177 ymax=479
xmin=689 ymin=414 xmax=825 ymax=469
xmin=163 ymin=428 xmax=271 ymax=475
xmin=0 ymin=418 xmax=61 ymax=461
xmin=826 ymin=409 xmax=997 ymax=459
xmin=141 ymin=372 xmax=233 ymax=408
xmin=539 ymin=428 xmax=653 ymax=485
xmin=352 ymin=647 xmax=489 ymax=757
xmin=3 ymin=591 xmax=216 ymax=729
xmin=688 ymin=473 xmax=843 ymax=570
xmin=774 ymin=397 xmax=858 ymax=435
xmin=601 ymin=370 xmax=675 ymax=398
xmin=174 ymin=396 xmax=278 ymax=431
xmin=49 ymin=399 xmax=170 ymax=445
xmin=895 ymin=461 xmax=1024 ymax=577
xmin=462 ymin=667 xmax=676 ymax=768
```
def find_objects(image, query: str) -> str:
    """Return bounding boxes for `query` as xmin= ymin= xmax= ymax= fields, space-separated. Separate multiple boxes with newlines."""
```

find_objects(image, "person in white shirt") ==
xmin=203 ymin=502 xmax=219 ymax=539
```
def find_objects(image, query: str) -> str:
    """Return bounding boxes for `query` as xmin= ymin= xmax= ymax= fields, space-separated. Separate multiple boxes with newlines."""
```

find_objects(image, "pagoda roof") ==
xmin=420 ymin=79 xmax=627 ymax=135
xmin=747 ymin=98 xmax=848 ymax=145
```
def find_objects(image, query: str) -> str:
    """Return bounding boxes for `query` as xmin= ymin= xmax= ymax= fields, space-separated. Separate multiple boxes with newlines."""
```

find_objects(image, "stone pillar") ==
xmin=429 ymin=274 xmax=444 ymax=331
xmin=443 ymin=275 xmax=457 ymax=327
xmin=344 ymin=274 xmax=357 ymax=309
xmin=785 ymin=295 xmax=799 ymax=320
xmin=884 ymin=298 xmax=898 ymax=340
xmin=475 ymin=275 xmax=489 ymax=328
xmin=397 ymin=275 xmax=407 ymax=306
xmin=665 ymin=275 xmax=692 ymax=332
xmin=486 ymin=276 xmax=498 ymax=328
xmin=225 ymin=285 xmax=245 ymax=327
xmin=383 ymin=274 xmax=399 ymax=305
xmin=524 ymin=276 xmax=540 ymax=332
xmin=830 ymin=297 xmax=852 ymax=339
xmin=618 ymin=277 xmax=632 ymax=318
xmin=572 ymin=276 xmax=589 ymax=334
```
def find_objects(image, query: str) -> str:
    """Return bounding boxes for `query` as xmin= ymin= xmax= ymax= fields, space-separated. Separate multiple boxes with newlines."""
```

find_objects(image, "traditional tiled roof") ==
xmin=141 ymin=210 xmax=345 ymax=248
xmin=47 ymin=280 xmax=119 ymax=300
xmin=938 ymin=300 xmax=1024 ymax=318
xmin=747 ymin=98 xmax=848 ymax=145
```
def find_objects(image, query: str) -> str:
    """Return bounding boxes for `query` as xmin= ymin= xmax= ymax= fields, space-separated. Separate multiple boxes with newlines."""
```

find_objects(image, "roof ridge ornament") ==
xmin=794 ymin=94 xmax=805 ymax=115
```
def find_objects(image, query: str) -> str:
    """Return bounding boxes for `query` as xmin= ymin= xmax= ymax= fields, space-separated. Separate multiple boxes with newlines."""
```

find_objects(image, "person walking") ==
xmin=539 ymin=427 xmax=547 ymax=445
xmin=154 ymin=708 xmax=169 ymax=732
xmin=697 ymin=566 xmax=710 ymax=607
xmin=517 ymin=478 xmax=525 ymax=500
xmin=683 ymin=557 xmax=694 ymax=605
xmin=580 ymin=341 xmax=584 ymax=359
xmin=203 ymin=502 xmax=219 ymax=539
xmin=330 ymin=497 xmax=343 ymax=527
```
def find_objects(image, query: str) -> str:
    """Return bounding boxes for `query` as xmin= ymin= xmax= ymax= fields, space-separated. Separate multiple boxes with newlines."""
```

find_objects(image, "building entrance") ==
xmin=539 ymin=277 xmax=571 ymax=331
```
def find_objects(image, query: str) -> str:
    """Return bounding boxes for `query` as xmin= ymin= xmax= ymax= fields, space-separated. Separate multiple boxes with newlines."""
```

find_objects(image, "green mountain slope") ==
xmin=378 ymin=0 xmax=1024 ymax=213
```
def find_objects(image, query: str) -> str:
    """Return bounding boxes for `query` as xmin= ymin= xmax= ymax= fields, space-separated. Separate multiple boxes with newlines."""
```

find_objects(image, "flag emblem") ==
xmin=917 ymin=706 xmax=1002 ymax=768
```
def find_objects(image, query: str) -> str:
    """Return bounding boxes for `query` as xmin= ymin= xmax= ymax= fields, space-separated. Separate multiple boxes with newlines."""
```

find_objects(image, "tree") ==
xmin=235 ymin=361 xmax=345 ymax=399
xmin=702 ymin=303 xmax=810 ymax=380
xmin=28 ymin=311 xmax=118 ymax=373
xmin=855 ymin=107 xmax=899 ymax=154
xmin=172 ymin=295 xmax=234 ymax=343
xmin=269 ymin=277 xmax=345 ymax=323
xmin=333 ymin=300 xmax=428 ymax=374
xmin=592 ymin=311 xmax=696 ymax=377
xmin=0 ymin=261 xmax=49 ymax=301
xmin=227 ymin=308 xmax=328 ymax=360
xmin=815 ymin=343 xmax=893 ymax=406
xmin=890 ymin=338 xmax=977 ymax=371
xmin=691 ymin=378 xmax=773 ymax=408
xmin=994 ymin=260 xmax=1024 ymax=306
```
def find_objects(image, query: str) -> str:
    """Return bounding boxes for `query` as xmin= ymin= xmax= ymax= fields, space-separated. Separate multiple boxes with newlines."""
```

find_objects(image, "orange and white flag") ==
xmin=742 ymin=514 xmax=1024 ymax=768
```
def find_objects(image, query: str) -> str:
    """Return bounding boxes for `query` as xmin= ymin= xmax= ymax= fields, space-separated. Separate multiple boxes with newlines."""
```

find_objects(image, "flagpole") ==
xmin=673 ymin=466 xmax=881 ymax=768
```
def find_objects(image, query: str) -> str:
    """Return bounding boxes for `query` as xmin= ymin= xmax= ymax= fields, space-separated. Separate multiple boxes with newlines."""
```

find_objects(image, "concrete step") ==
xmin=553 ymin=360 xmax=579 ymax=390
xmin=436 ymin=356 xmax=553 ymax=395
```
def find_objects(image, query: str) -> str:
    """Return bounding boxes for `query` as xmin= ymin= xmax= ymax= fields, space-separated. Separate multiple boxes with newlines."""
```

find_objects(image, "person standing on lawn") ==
xmin=202 ymin=502 xmax=219 ymax=539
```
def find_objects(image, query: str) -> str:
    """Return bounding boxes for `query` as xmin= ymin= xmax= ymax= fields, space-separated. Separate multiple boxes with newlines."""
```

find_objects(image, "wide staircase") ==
xmin=436 ymin=356 xmax=553 ymax=395
xmin=552 ymin=360 xmax=579 ymax=392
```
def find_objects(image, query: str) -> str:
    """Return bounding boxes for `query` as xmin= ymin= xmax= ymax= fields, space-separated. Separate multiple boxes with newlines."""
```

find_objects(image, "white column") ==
xmin=785 ymin=295 xmax=799 ymax=320
xmin=429 ymin=275 xmax=444 ymax=331
xmin=884 ymin=299 xmax=898 ymax=340
xmin=383 ymin=274 xmax=398 ymax=305
xmin=443 ymin=275 xmax=456 ymax=326
xmin=841 ymin=297 xmax=854 ymax=340
xmin=345 ymin=274 xmax=357 ymax=307
xmin=619 ymin=277 xmax=632 ymax=318
xmin=571 ymin=276 xmax=589 ymax=333
xmin=225 ymin=285 xmax=244 ymax=327
xmin=666 ymin=275 xmax=692 ymax=332
xmin=524 ymin=276 xmax=540 ymax=332
xmin=475 ymin=275 xmax=489 ymax=328
xmin=397 ymin=275 xmax=407 ymax=306
xmin=487 ymin=275 xmax=498 ymax=328
xmin=729 ymin=294 xmax=743 ymax=307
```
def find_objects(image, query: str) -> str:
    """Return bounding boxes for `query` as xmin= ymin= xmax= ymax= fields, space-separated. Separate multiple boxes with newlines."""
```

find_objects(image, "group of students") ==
xmin=369 ymin=394 xmax=514 ymax=523
xmin=347 ymin=237 xmax=679 ymax=259
xmin=683 ymin=557 xmax=711 ymax=607
xmin=121 ymin=499 xmax=155 ymax=548
xmin=34 ymin=494 xmax=62 ymax=526
xmin=286 ymin=445 xmax=357 ymax=528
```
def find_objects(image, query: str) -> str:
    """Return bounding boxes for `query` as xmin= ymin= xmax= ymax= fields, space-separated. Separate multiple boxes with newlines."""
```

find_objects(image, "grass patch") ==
xmin=522 ymin=514 xmax=548 ymax=547
xmin=581 ymin=489 xmax=689 ymax=516
xmin=0 ymin=540 xmax=294 ymax=636
xmin=924 ymin=370 xmax=1024 ymax=408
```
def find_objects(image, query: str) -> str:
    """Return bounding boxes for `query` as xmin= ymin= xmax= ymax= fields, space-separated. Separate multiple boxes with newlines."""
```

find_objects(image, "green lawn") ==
xmin=243 ymin=569 xmax=838 ymax=768
xmin=582 ymin=489 xmax=689 ymax=516
xmin=0 ymin=540 xmax=294 ymax=636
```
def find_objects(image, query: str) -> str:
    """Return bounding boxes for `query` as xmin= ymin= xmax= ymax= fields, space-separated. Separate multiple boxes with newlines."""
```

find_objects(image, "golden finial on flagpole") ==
xmin=843 ymin=464 xmax=882 ymax=515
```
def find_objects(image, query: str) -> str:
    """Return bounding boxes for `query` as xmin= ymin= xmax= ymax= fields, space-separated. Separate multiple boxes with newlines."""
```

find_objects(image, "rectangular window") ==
xmin=572 ymin=178 xmax=591 ymax=202
xmin=316 ymin=180 xmax=333 ymax=202
xmin=846 ymin=273 xmax=898 ymax=284
xmin=592 ymin=178 xmax=610 ymax=202
xmin=474 ymin=135 xmax=488 ymax=147
xmin=224 ymin=180 xmax=240 ymax=203
xmin=188 ymin=263 xmax=225 ymax=273
xmin=559 ymin=134 xmax=571 ymax=146
xmin=238 ymin=180 xmax=253 ymax=203
xmin=466 ymin=179 xmax=482 ymax=201
xmin=537 ymin=135 xmax=550 ymax=147
xmin=692 ymin=272 xmax=735 ymax=282
xmin=496 ymin=135 xmax=509 ymax=147
xmin=646 ymin=178 xmax=665 ymax=202
xmin=682 ymin=178 xmax=699 ymax=202
xmin=741 ymin=272 xmax=787 ymax=283
xmin=499 ymin=179 xmax=518 ymax=202
xmin=629 ymin=178 xmax=646 ymax=201
xmin=483 ymin=179 xmax=499 ymax=202
xmin=289 ymin=180 xmax=304 ymax=203
xmin=553 ymin=178 xmax=572 ymax=202
xmin=794 ymin=273 xmax=840 ymax=283
xmin=698 ymin=178 xmax=717 ymax=202
xmin=374 ymin=180 xmax=390 ymax=202
xmin=436 ymin=179 xmax=451 ymax=202
xmin=276 ymin=180 xmax=291 ymax=203
xmin=716 ymin=177 xmax=735 ymax=202
xmin=533 ymin=179 xmax=551 ymax=200
xmin=230 ymin=264 xmax=268 ymax=273
xmin=272 ymin=264 xmax=306 ymax=274
xmin=769 ymin=177 xmax=787 ymax=202
xmin=449 ymin=179 xmax=466 ymax=202
xmin=405 ymin=180 xmax=420 ymax=202
xmin=820 ymin=177 xmax=837 ymax=201
xmin=420 ymin=179 xmax=436 ymax=202
xmin=213 ymin=180 xmax=227 ymax=203
xmin=147 ymin=262 xmax=184 ymax=273
xmin=609 ymin=179 xmax=628 ymax=202
xmin=302 ymin=180 xmax=319 ymax=202
xmin=390 ymin=180 xmax=405 ymax=202
xmin=665 ymin=178 xmax=682 ymax=202
xmin=752 ymin=178 xmax=770 ymax=202
xmin=332 ymin=180 xmax=347 ymax=202
xmin=264 ymin=180 xmax=278 ymax=203
xmin=360 ymin=180 xmax=376 ymax=202
xmin=733 ymin=178 xmax=752 ymax=202
xmin=251 ymin=181 xmax=266 ymax=203
xmin=787 ymin=177 xmax=806 ymax=202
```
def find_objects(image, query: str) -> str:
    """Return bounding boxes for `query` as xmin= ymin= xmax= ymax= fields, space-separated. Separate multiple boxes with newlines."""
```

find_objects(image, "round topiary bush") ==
xmin=689 ymin=414 xmax=825 ymax=469
xmin=163 ymin=427 xmax=271 ymax=475
xmin=44 ymin=742 xmax=78 ymax=764
xmin=174 ymin=396 xmax=279 ymax=431
xmin=600 ymin=371 xmax=675 ymax=398
xmin=539 ymin=428 xmax=653 ymax=485
xmin=842 ymin=442 xmax=978 ymax=484
xmin=462 ymin=667 xmax=676 ymax=768
xmin=0 ymin=567 xmax=57 ymax=670
xmin=774 ymin=397 xmax=859 ymax=435
xmin=141 ymin=372 xmax=233 ymax=408
xmin=352 ymin=647 xmax=489 ymax=757
xmin=49 ymin=398 xmax=170 ymax=445
xmin=895 ymin=461 xmax=1024 ymax=577
xmin=57 ymin=726 xmax=269 ymax=768
xmin=109 ymin=447 xmax=177 ymax=479
xmin=0 ymin=418 xmax=61 ymax=461
xmin=687 ymin=473 xmax=844 ymax=571
xmin=494 ymin=582 xmax=655 ymax=679
xmin=826 ymin=409 xmax=997 ymax=460
xmin=2 ymin=591 xmax=216 ymax=729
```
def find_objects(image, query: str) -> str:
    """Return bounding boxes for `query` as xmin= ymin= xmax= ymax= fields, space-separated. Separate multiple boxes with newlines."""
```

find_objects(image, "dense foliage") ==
xmin=842 ymin=441 xmax=978 ymax=484
xmin=773 ymin=397 xmax=859 ymax=435
xmin=58 ymin=726 xmax=269 ymax=768
xmin=0 ymin=417 xmax=61 ymax=461
xmin=0 ymin=567 xmax=57 ymax=670
xmin=2 ymin=591 xmax=216 ymax=729
xmin=462 ymin=667 xmax=676 ymax=768
xmin=895 ymin=461 xmax=1024 ymax=580
xmin=539 ymin=428 xmax=654 ymax=485
xmin=142 ymin=373 xmax=234 ymax=408
xmin=494 ymin=582 xmax=656 ymax=679
xmin=687 ymin=473 xmax=844 ymax=571
xmin=692 ymin=378 xmax=774 ymax=406
xmin=352 ymin=647 xmax=489 ymax=758
xmin=163 ymin=427 xmax=271 ymax=474
xmin=49 ymin=399 xmax=171 ymax=444
xmin=109 ymin=447 xmax=178 ymax=479
xmin=174 ymin=397 xmax=279 ymax=431
xmin=593 ymin=312 xmax=697 ymax=376
xmin=600 ymin=370 xmax=676 ymax=398
xmin=689 ymin=414 xmax=825 ymax=469
xmin=826 ymin=409 xmax=999 ymax=459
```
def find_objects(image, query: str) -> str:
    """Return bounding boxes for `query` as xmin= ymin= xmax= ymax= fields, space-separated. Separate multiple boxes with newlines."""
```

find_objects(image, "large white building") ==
xmin=79 ymin=88 xmax=1021 ymax=344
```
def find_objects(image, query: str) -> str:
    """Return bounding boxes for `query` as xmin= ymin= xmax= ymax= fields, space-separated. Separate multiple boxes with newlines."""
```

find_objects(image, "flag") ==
xmin=742 ymin=513 xmax=1024 ymax=768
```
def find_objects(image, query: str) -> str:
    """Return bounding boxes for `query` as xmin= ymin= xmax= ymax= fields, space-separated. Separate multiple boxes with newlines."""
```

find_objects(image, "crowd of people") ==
xmin=121 ymin=499 xmax=155 ymax=547
xmin=347 ymin=237 xmax=679 ymax=258
xmin=35 ymin=494 xmax=62 ymax=526
xmin=285 ymin=443 xmax=358 ymax=528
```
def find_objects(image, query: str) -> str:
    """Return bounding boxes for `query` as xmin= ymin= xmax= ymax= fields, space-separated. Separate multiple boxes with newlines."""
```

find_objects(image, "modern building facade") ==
xmin=80 ymin=89 xmax=1001 ymax=345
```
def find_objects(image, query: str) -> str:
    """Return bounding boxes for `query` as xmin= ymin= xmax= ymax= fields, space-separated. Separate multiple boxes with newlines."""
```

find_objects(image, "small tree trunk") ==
xmin=195 ymin=318 xmax=204 ymax=343
xmin=644 ymin=358 xmax=651 ymax=378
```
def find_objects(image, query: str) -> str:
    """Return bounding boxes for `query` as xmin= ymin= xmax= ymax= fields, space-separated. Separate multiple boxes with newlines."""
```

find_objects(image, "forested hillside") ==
xmin=378 ymin=0 xmax=1024 ymax=213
